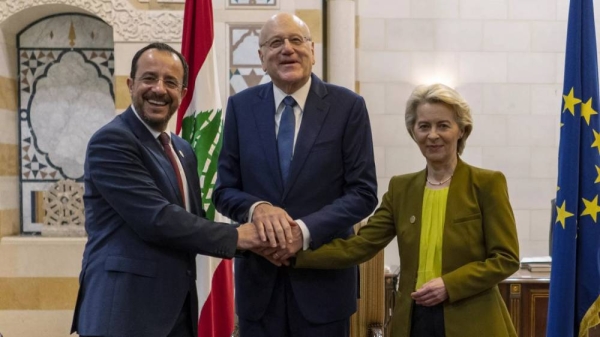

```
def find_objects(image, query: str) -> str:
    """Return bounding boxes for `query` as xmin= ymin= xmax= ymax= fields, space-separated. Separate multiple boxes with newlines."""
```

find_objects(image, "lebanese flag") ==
xmin=176 ymin=0 xmax=235 ymax=336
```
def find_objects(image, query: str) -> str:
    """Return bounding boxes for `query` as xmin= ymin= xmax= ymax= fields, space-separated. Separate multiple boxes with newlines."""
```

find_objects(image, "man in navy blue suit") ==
xmin=213 ymin=13 xmax=378 ymax=337
xmin=71 ymin=43 xmax=264 ymax=337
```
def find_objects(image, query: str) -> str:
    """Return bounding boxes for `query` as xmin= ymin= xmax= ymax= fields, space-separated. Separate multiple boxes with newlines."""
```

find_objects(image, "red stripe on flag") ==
xmin=197 ymin=259 xmax=235 ymax=337
xmin=179 ymin=1 xmax=234 ymax=337
xmin=177 ymin=0 xmax=214 ymax=134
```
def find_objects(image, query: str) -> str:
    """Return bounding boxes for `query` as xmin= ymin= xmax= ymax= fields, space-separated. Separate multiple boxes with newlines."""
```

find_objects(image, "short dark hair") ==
xmin=129 ymin=42 xmax=189 ymax=88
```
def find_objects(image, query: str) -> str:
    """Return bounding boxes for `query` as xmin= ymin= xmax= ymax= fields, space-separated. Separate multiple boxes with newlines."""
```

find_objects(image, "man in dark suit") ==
xmin=213 ymin=13 xmax=378 ymax=337
xmin=71 ymin=43 xmax=263 ymax=337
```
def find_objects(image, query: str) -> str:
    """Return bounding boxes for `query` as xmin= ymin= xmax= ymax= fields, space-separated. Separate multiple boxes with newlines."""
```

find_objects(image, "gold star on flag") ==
xmin=596 ymin=166 xmax=600 ymax=183
xmin=593 ymin=130 xmax=600 ymax=154
xmin=581 ymin=97 xmax=598 ymax=125
xmin=556 ymin=200 xmax=574 ymax=229
xmin=563 ymin=87 xmax=582 ymax=115
xmin=581 ymin=195 xmax=600 ymax=222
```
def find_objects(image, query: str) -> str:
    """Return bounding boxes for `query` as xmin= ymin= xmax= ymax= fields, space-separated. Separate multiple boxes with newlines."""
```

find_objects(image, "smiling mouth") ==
xmin=147 ymin=99 xmax=168 ymax=106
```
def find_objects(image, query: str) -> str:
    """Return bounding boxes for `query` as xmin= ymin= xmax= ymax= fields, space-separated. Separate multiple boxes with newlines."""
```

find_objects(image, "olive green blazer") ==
xmin=295 ymin=159 xmax=520 ymax=337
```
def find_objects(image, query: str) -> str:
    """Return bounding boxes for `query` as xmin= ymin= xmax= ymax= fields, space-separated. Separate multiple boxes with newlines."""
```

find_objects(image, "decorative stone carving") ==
xmin=41 ymin=179 xmax=86 ymax=237
xmin=229 ymin=24 xmax=270 ymax=95
xmin=0 ymin=0 xmax=183 ymax=42
xmin=18 ymin=14 xmax=115 ymax=234
xmin=227 ymin=0 xmax=277 ymax=7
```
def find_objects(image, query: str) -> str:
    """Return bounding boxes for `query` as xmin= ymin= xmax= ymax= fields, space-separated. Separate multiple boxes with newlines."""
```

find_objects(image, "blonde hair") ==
xmin=405 ymin=83 xmax=473 ymax=155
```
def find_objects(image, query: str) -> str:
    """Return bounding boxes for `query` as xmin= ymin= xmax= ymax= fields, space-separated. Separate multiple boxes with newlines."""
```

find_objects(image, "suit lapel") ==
xmin=253 ymin=84 xmax=284 ymax=193
xmin=171 ymin=136 xmax=200 ymax=210
xmin=121 ymin=108 xmax=184 ymax=206
xmin=444 ymin=159 xmax=468 ymax=223
xmin=394 ymin=170 xmax=427 ymax=281
xmin=283 ymin=75 xmax=330 ymax=198
xmin=442 ymin=158 xmax=469 ymax=271
xmin=404 ymin=170 xmax=426 ymax=270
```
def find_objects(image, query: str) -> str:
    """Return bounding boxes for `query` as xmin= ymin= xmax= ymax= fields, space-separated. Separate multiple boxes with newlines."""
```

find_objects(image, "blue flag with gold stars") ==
xmin=547 ymin=0 xmax=600 ymax=336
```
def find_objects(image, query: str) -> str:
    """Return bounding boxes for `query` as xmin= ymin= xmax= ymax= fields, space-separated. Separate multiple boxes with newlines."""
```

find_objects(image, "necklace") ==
xmin=426 ymin=175 xmax=453 ymax=186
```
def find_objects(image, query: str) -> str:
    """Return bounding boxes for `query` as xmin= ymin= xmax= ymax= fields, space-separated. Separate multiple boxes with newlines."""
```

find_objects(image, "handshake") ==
xmin=236 ymin=203 xmax=303 ymax=266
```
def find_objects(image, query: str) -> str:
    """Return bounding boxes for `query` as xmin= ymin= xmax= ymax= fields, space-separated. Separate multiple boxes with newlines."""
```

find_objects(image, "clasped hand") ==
xmin=250 ymin=203 xmax=303 ymax=266
xmin=410 ymin=277 xmax=448 ymax=306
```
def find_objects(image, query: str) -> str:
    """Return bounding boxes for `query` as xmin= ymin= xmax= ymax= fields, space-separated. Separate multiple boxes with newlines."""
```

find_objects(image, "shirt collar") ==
xmin=273 ymin=76 xmax=312 ymax=112
xmin=131 ymin=104 xmax=165 ymax=141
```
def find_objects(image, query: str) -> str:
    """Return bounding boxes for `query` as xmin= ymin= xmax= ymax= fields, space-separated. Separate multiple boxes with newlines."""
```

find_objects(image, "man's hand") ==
xmin=236 ymin=223 xmax=269 ymax=250
xmin=252 ymin=203 xmax=297 ymax=248
xmin=410 ymin=277 xmax=448 ymax=306
xmin=251 ymin=247 xmax=289 ymax=267
xmin=252 ymin=225 xmax=303 ymax=266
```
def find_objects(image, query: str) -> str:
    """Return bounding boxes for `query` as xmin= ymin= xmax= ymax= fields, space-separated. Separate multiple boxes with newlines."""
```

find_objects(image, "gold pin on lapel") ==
xmin=178 ymin=150 xmax=184 ymax=158
xmin=410 ymin=215 xmax=416 ymax=224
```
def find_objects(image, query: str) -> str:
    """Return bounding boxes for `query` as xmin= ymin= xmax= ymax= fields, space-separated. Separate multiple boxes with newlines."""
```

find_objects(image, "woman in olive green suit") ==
xmin=292 ymin=84 xmax=520 ymax=337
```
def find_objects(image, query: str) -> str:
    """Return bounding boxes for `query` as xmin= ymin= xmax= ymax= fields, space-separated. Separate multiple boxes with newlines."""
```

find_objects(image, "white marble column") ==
xmin=327 ymin=0 xmax=356 ymax=91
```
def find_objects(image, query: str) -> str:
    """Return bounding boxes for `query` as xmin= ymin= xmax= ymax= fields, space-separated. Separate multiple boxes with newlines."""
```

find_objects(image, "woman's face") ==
xmin=413 ymin=102 xmax=464 ymax=165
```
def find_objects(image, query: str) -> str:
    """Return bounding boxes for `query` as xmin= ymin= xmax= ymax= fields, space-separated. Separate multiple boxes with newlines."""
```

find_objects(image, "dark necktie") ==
xmin=278 ymin=96 xmax=296 ymax=182
xmin=158 ymin=132 xmax=186 ymax=206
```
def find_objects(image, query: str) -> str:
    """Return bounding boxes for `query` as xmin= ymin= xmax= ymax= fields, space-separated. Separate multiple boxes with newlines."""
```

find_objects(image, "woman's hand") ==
xmin=411 ymin=277 xmax=448 ymax=306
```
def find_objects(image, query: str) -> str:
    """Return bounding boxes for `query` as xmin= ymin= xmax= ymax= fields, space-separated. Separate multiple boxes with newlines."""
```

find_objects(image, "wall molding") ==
xmin=0 ymin=0 xmax=183 ymax=42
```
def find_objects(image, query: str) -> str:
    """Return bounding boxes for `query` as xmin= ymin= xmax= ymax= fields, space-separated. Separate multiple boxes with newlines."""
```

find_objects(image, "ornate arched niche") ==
xmin=18 ymin=13 xmax=114 ymax=235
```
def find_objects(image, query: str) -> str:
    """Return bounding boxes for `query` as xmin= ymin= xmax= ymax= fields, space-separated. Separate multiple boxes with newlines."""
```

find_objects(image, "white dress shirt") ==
xmin=248 ymin=78 xmax=313 ymax=250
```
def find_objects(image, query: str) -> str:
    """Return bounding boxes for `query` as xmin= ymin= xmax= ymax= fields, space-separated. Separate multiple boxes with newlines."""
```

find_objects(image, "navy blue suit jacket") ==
xmin=71 ymin=107 xmax=238 ymax=337
xmin=213 ymin=74 xmax=378 ymax=323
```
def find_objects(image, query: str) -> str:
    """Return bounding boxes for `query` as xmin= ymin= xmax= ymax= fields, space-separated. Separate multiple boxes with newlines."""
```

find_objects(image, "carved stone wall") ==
xmin=0 ymin=0 xmax=183 ymax=42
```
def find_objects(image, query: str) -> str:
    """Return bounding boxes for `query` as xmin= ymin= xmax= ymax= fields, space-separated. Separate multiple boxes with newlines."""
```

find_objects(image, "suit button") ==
xmin=186 ymin=270 xmax=192 ymax=276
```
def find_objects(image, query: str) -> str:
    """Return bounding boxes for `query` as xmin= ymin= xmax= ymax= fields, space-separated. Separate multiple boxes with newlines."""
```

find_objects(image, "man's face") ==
xmin=258 ymin=15 xmax=315 ymax=94
xmin=127 ymin=49 xmax=187 ymax=131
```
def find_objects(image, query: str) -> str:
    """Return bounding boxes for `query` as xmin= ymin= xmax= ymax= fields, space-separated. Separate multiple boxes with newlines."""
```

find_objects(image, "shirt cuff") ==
xmin=296 ymin=219 xmax=311 ymax=250
xmin=248 ymin=201 xmax=272 ymax=222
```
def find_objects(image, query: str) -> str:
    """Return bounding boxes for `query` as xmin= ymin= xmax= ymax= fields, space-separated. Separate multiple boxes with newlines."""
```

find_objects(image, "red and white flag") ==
xmin=177 ymin=1 xmax=234 ymax=336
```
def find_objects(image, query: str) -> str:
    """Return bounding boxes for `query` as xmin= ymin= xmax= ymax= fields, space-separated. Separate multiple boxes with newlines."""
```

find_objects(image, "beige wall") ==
xmin=0 ymin=23 xmax=20 ymax=241
xmin=0 ymin=237 xmax=84 ymax=336
xmin=354 ymin=0 xmax=583 ymax=268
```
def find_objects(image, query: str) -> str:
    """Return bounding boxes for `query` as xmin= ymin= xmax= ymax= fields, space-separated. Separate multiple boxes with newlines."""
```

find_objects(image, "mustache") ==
xmin=143 ymin=93 xmax=171 ymax=103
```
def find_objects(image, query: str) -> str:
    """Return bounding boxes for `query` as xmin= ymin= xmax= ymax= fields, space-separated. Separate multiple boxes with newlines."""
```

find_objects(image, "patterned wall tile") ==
xmin=229 ymin=24 xmax=271 ymax=96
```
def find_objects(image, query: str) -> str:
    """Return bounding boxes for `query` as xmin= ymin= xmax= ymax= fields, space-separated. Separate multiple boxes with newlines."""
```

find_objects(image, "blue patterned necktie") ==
xmin=278 ymin=96 xmax=296 ymax=182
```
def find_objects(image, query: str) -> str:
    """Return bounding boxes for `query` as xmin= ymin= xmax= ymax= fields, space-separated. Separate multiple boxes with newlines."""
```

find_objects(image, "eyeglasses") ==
xmin=135 ymin=75 xmax=183 ymax=90
xmin=259 ymin=35 xmax=312 ymax=50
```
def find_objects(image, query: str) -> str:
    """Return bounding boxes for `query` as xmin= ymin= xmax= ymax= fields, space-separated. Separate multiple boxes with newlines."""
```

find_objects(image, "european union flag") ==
xmin=547 ymin=0 xmax=600 ymax=336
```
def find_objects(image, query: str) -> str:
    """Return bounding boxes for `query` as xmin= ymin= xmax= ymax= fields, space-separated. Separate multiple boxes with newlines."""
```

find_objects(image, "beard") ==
xmin=132 ymin=93 xmax=177 ymax=131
